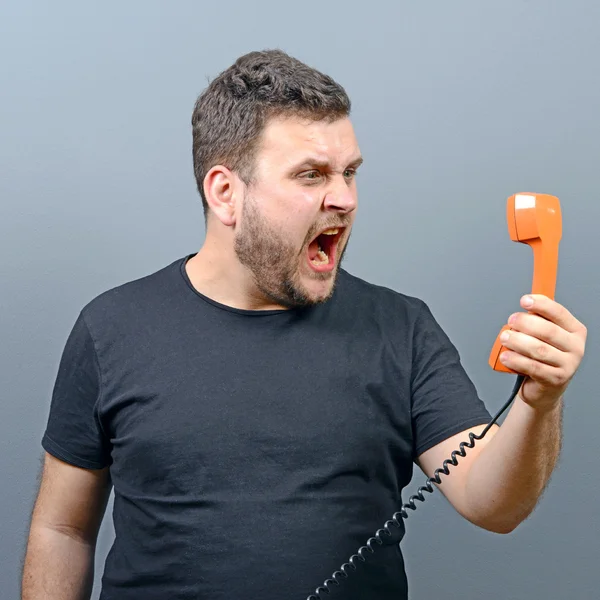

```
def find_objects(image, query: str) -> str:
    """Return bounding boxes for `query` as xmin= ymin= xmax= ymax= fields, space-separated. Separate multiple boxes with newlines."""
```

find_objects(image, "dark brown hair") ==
xmin=191 ymin=49 xmax=351 ymax=216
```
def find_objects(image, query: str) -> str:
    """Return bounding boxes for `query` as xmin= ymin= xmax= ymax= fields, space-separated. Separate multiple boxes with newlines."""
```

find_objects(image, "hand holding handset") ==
xmin=489 ymin=193 xmax=562 ymax=373
xmin=306 ymin=193 xmax=562 ymax=600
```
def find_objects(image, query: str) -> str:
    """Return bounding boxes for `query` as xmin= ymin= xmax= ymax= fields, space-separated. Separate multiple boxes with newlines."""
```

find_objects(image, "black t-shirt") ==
xmin=42 ymin=254 xmax=492 ymax=600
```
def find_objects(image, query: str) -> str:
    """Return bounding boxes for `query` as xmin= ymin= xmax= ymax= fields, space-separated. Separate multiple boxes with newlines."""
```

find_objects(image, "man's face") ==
xmin=233 ymin=115 xmax=361 ymax=308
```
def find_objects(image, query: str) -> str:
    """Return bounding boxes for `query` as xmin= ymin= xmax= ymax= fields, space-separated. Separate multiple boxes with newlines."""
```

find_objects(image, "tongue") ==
xmin=308 ymin=238 xmax=320 ymax=260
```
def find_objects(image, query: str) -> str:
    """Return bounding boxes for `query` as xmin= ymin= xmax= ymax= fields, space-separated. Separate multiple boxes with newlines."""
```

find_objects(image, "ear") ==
xmin=203 ymin=165 xmax=239 ymax=226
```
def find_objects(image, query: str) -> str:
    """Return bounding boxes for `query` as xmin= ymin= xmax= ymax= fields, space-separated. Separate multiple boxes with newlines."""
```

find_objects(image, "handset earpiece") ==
xmin=489 ymin=193 xmax=562 ymax=373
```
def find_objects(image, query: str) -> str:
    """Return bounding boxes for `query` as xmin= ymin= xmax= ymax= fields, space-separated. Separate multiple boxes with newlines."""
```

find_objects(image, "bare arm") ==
xmin=417 ymin=294 xmax=584 ymax=534
xmin=464 ymin=393 xmax=562 ymax=532
xmin=21 ymin=452 xmax=112 ymax=600
xmin=417 ymin=393 xmax=562 ymax=534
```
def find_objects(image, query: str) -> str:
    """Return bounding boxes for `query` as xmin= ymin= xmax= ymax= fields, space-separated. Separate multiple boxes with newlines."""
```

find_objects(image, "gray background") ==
xmin=1 ymin=1 xmax=598 ymax=598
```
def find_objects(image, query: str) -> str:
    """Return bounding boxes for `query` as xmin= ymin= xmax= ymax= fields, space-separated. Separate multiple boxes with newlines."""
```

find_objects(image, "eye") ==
xmin=298 ymin=170 xmax=321 ymax=181
xmin=343 ymin=169 xmax=357 ymax=179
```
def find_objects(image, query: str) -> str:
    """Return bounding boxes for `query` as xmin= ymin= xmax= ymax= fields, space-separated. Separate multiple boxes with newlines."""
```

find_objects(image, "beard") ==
xmin=233 ymin=194 xmax=350 ymax=309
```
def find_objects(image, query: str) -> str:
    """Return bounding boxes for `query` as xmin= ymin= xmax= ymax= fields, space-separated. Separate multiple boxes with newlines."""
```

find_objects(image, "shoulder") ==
xmin=78 ymin=254 xmax=186 ymax=331
xmin=335 ymin=268 xmax=428 ymax=324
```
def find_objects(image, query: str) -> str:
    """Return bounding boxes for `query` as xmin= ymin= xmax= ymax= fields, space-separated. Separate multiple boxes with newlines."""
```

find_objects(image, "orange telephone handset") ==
xmin=489 ymin=193 xmax=562 ymax=373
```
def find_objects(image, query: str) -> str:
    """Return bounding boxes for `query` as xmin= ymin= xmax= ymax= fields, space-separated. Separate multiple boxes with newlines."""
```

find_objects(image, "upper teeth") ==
xmin=321 ymin=228 xmax=339 ymax=235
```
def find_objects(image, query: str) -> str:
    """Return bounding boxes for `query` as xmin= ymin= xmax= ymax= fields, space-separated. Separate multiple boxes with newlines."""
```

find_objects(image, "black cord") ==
xmin=305 ymin=374 xmax=527 ymax=600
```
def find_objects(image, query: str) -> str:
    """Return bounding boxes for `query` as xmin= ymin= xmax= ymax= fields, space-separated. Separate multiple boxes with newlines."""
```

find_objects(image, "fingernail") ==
xmin=500 ymin=331 xmax=510 ymax=343
xmin=522 ymin=295 xmax=534 ymax=307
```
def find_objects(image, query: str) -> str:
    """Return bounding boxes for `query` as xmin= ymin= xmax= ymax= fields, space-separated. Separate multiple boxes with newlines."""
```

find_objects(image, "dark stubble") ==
xmin=234 ymin=194 xmax=350 ymax=309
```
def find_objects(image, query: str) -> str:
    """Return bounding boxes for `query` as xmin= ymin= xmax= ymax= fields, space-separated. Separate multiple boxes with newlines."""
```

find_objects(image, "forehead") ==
xmin=257 ymin=115 xmax=360 ymax=167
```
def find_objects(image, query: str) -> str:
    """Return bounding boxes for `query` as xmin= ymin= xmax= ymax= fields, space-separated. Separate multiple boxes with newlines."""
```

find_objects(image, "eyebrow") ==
xmin=291 ymin=155 xmax=364 ymax=171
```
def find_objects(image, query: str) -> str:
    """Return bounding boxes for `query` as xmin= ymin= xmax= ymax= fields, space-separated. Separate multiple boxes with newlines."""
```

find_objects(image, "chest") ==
xmin=100 ymin=324 xmax=414 ymax=498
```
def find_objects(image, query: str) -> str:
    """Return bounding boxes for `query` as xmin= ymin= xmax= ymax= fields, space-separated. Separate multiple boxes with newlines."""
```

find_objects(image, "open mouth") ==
xmin=307 ymin=227 xmax=345 ymax=271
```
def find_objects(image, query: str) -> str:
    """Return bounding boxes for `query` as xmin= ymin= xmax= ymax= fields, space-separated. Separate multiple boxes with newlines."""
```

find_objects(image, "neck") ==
xmin=185 ymin=238 xmax=287 ymax=311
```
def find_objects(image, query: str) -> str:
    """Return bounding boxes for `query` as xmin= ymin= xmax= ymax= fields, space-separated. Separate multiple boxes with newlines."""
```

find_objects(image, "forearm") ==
xmin=463 ymin=392 xmax=563 ymax=533
xmin=21 ymin=524 xmax=95 ymax=600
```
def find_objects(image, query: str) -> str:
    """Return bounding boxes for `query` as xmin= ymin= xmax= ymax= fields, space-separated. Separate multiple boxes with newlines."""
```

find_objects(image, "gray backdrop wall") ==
xmin=2 ymin=1 xmax=598 ymax=599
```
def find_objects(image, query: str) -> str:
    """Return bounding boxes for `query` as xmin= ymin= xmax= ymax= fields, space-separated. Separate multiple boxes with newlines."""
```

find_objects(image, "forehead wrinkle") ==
xmin=259 ymin=119 xmax=360 ymax=172
xmin=290 ymin=151 xmax=363 ymax=172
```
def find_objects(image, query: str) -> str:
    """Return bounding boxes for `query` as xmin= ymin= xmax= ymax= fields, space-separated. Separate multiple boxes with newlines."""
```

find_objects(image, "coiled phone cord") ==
xmin=306 ymin=373 xmax=526 ymax=600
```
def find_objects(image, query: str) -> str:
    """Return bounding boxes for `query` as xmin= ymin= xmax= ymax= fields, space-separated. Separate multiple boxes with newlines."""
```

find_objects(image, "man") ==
xmin=21 ymin=49 xmax=586 ymax=600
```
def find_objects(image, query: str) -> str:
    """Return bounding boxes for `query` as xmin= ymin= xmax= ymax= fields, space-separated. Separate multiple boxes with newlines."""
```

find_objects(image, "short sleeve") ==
xmin=410 ymin=300 xmax=492 ymax=459
xmin=41 ymin=311 xmax=112 ymax=469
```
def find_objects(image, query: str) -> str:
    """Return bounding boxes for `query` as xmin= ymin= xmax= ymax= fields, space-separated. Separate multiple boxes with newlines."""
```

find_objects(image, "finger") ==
xmin=508 ymin=311 xmax=572 ymax=352
xmin=500 ymin=329 xmax=565 ymax=368
xmin=499 ymin=349 xmax=567 ymax=387
xmin=521 ymin=295 xmax=583 ymax=334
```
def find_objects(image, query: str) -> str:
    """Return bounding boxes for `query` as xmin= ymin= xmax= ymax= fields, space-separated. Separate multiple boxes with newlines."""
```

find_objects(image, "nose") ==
xmin=323 ymin=176 xmax=358 ymax=214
